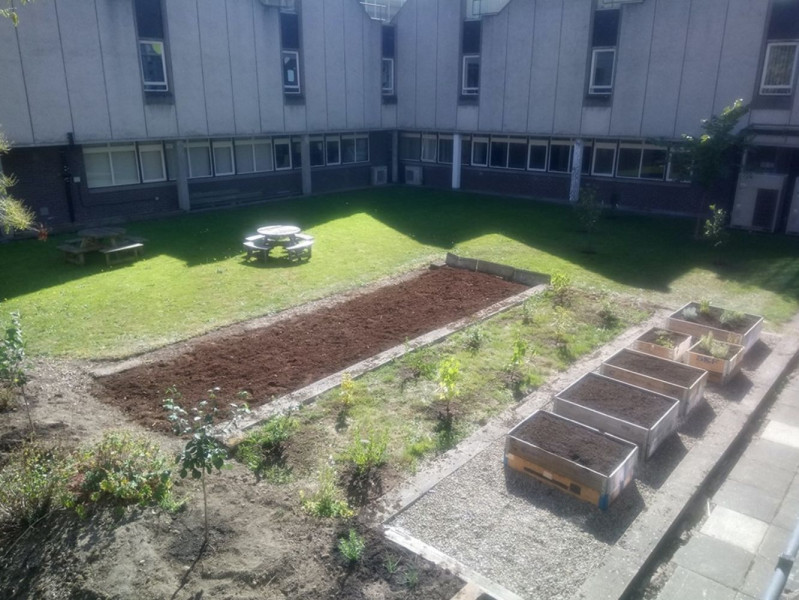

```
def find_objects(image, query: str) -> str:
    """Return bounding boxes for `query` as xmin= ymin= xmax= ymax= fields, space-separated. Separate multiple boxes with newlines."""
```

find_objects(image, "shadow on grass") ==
xmin=3 ymin=187 xmax=799 ymax=305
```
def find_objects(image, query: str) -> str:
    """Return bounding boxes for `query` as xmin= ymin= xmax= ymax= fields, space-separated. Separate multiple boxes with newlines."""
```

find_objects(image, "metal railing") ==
xmin=762 ymin=517 xmax=799 ymax=600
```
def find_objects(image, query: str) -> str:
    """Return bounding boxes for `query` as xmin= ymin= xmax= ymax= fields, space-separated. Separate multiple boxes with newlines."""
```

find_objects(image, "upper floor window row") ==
xmin=760 ymin=41 xmax=798 ymax=95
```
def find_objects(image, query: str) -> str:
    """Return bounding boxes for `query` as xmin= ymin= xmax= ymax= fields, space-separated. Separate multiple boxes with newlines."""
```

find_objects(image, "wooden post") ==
xmin=569 ymin=138 xmax=583 ymax=204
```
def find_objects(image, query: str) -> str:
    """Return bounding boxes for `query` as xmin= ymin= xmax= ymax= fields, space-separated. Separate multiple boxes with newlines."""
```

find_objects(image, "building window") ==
xmin=527 ymin=140 xmax=548 ymax=171
xmin=134 ymin=0 xmax=169 ymax=94
xmin=507 ymin=139 xmax=527 ymax=170
xmin=355 ymin=134 xmax=369 ymax=162
xmin=589 ymin=49 xmax=615 ymax=95
xmin=461 ymin=20 xmax=481 ymax=96
xmin=461 ymin=136 xmax=472 ymax=165
xmin=471 ymin=137 xmax=488 ymax=166
xmin=438 ymin=136 xmax=453 ymax=164
xmin=310 ymin=137 xmax=325 ymax=167
xmin=280 ymin=10 xmax=301 ymax=95
xmin=282 ymin=50 xmax=301 ymax=94
xmin=399 ymin=133 xmax=421 ymax=161
xmin=84 ymin=144 xmax=140 ymax=188
xmin=490 ymin=138 xmax=509 ymax=168
xmin=421 ymin=135 xmax=438 ymax=162
xmin=616 ymin=144 xmax=642 ymax=178
xmin=640 ymin=146 xmax=667 ymax=179
xmin=164 ymin=142 xmax=177 ymax=180
xmin=187 ymin=141 xmax=212 ymax=178
xmin=274 ymin=138 xmax=292 ymax=170
xmin=592 ymin=143 xmax=616 ymax=177
xmin=462 ymin=56 xmax=480 ymax=96
xmin=549 ymin=141 xmax=571 ymax=173
xmin=341 ymin=136 xmax=356 ymax=164
xmin=212 ymin=140 xmax=235 ymax=176
xmin=381 ymin=58 xmax=395 ymax=95
xmin=326 ymin=136 xmax=341 ymax=165
xmin=138 ymin=143 xmax=166 ymax=182
xmin=760 ymin=42 xmax=798 ymax=95
xmin=235 ymin=138 xmax=274 ymax=173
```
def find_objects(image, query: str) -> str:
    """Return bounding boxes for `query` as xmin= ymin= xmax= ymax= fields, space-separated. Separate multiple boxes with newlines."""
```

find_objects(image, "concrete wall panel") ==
xmin=197 ymin=1 xmax=235 ymax=135
xmin=363 ymin=17 xmax=382 ymax=129
xmin=227 ymin=0 xmax=261 ymax=135
xmin=396 ymin=0 xmax=417 ymax=128
xmin=15 ymin=0 xmax=73 ymax=144
xmin=168 ymin=0 xmax=209 ymax=137
xmin=414 ymin=0 xmax=439 ymax=130
xmin=303 ymin=0 xmax=329 ymax=131
xmin=253 ymin=6 xmax=284 ymax=133
xmin=323 ymin=0 xmax=347 ymax=129
xmin=527 ymin=1 xmax=562 ymax=134
xmin=478 ymin=8 xmax=508 ymax=133
xmin=552 ymin=0 xmax=590 ymax=135
xmin=0 ymin=16 xmax=34 ymax=145
xmin=434 ymin=0 xmax=459 ymax=131
xmin=344 ymin=0 xmax=366 ymax=129
xmin=502 ymin=0 xmax=535 ymax=134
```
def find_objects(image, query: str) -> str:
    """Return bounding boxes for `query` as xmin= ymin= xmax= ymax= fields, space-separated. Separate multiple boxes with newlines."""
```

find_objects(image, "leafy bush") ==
xmin=463 ymin=326 xmax=486 ymax=352
xmin=597 ymin=300 xmax=620 ymax=329
xmin=236 ymin=413 xmax=298 ymax=481
xmin=698 ymin=333 xmax=729 ymax=359
xmin=300 ymin=464 xmax=353 ymax=518
xmin=719 ymin=309 xmax=745 ymax=328
xmin=549 ymin=272 xmax=573 ymax=307
xmin=0 ymin=443 xmax=70 ymax=533
xmin=343 ymin=428 xmax=388 ymax=476
xmin=339 ymin=373 xmax=357 ymax=409
xmin=338 ymin=528 xmax=366 ymax=563
xmin=653 ymin=329 xmax=675 ymax=349
xmin=400 ymin=346 xmax=438 ymax=380
xmin=67 ymin=431 xmax=177 ymax=517
xmin=0 ymin=311 xmax=33 ymax=433
xmin=698 ymin=299 xmax=712 ymax=315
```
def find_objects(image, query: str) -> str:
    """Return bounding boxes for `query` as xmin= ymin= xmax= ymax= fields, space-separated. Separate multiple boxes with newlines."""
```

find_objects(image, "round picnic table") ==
xmin=77 ymin=226 xmax=126 ymax=249
xmin=256 ymin=225 xmax=301 ymax=246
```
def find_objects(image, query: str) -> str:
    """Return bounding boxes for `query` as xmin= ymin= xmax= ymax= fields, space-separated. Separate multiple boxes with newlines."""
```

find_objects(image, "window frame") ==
xmin=139 ymin=39 xmax=168 ymax=93
xmin=421 ymin=134 xmax=438 ymax=163
xmin=616 ymin=143 xmax=644 ymax=179
xmin=589 ymin=47 xmax=616 ymax=95
xmin=548 ymin=140 xmax=572 ymax=173
xmin=471 ymin=136 xmax=489 ymax=166
xmin=438 ymin=135 xmax=453 ymax=165
xmin=399 ymin=133 xmax=421 ymax=161
xmin=462 ymin=54 xmax=480 ymax=96
xmin=640 ymin=145 xmax=668 ymax=180
xmin=83 ymin=143 xmax=142 ymax=188
xmin=760 ymin=41 xmax=799 ymax=96
xmin=325 ymin=136 xmax=341 ymax=165
xmin=211 ymin=139 xmax=235 ymax=176
xmin=187 ymin=140 xmax=213 ymax=179
xmin=591 ymin=141 xmax=617 ymax=177
xmin=281 ymin=49 xmax=301 ymax=95
xmin=309 ymin=136 xmax=325 ymax=167
xmin=527 ymin=139 xmax=548 ymax=171
xmin=381 ymin=57 xmax=395 ymax=95
xmin=273 ymin=137 xmax=292 ymax=170
xmin=137 ymin=142 xmax=167 ymax=183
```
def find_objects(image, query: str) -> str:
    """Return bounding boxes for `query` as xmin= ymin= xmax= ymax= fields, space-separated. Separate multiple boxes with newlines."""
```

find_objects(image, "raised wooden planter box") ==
xmin=553 ymin=372 xmax=680 ymax=461
xmin=667 ymin=302 xmax=763 ymax=355
xmin=599 ymin=348 xmax=708 ymax=419
xmin=504 ymin=410 xmax=638 ymax=510
xmin=683 ymin=339 xmax=744 ymax=385
xmin=631 ymin=328 xmax=692 ymax=362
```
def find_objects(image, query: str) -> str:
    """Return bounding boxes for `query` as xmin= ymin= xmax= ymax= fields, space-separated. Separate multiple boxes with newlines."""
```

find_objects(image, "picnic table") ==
xmin=58 ymin=226 xmax=145 ymax=265
xmin=244 ymin=225 xmax=314 ymax=262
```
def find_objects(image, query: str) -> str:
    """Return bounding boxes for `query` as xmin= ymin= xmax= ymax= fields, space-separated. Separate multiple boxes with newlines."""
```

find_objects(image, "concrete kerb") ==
xmin=220 ymin=282 xmax=548 ymax=444
xmin=576 ymin=312 xmax=799 ymax=600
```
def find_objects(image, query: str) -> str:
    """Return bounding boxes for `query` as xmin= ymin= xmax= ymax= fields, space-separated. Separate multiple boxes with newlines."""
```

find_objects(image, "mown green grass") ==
xmin=1 ymin=187 xmax=798 ymax=358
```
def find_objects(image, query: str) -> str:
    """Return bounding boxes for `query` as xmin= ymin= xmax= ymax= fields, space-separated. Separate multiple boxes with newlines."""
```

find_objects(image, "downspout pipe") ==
xmin=761 ymin=517 xmax=799 ymax=600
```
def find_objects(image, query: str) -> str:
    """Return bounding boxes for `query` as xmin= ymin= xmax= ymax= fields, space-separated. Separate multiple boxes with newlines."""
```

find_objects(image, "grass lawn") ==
xmin=1 ymin=186 xmax=798 ymax=359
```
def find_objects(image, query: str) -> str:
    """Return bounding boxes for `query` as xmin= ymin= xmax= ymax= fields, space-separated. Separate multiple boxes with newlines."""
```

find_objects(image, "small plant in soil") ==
xmin=553 ymin=306 xmax=575 ymax=361
xmin=653 ymin=329 xmax=676 ymax=349
xmin=521 ymin=299 xmax=534 ymax=325
xmin=300 ymin=463 xmax=354 ymax=518
xmin=598 ymin=299 xmax=620 ymax=329
xmin=719 ymin=309 xmax=746 ymax=328
xmin=164 ymin=386 xmax=249 ymax=546
xmin=400 ymin=344 xmax=438 ymax=381
xmin=681 ymin=305 xmax=699 ymax=321
xmin=697 ymin=333 xmax=731 ymax=359
xmin=339 ymin=373 xmax=357 ymax=409
xmin=505 ymin=335 xmax=534 ymax=399
xmin=404 ymin=566 xmax=420 ymax=590
xmin=236 ymin=413 xmax=298 ymax=483
xmin=342 ymin=427 xmax=388 ymax=476
xmin=463 ymin=325 xmax=486 ymax=352
xmin=338 ymin=528 xmax=366 ymax=564
xmin=698 ymin=298 xmax=712 ymax=315
xmin=384 ymin=553 xmax=401 ymax=575
xmin=0 ymin=311 xmax=34 ymax=436
xmin=702 ymin=203 xmax=729 ymax=248
xmin=434 ymin=356 xmax=461 ymax=451
xmin=549 ymin=272 xmax=573 ymax=307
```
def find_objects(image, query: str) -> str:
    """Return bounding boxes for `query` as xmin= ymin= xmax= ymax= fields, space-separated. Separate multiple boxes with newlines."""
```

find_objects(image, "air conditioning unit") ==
xmin=730 ymin=172 xmax=787 ymax=233
xmin=371 ymin=166 xmax=388 ymax=186
xmin=786 ymin=177 xmax=799 ymax=235
xmin=404 ymin=165 xmax=423 ymax=186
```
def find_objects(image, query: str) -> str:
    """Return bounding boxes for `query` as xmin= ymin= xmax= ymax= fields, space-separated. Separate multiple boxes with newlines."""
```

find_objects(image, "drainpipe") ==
xmin=569 ymin=138 xmax=584 ymax=203
xmin=761 ymin=517 xmax=799 ymax=600
xmin=452 ymin=133 xmax=462 ymax=190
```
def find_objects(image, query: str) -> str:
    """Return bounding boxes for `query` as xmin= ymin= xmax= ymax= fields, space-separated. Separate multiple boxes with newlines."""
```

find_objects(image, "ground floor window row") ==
xmin=83 ymin=134 xmax=370 ymax=189
xmin=399 ymin=133 xmax=688 ymax=182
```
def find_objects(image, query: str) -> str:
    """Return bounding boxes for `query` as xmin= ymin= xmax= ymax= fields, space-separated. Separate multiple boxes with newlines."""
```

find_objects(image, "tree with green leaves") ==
xmin=670 ymin=99 xmax=750 ymax=238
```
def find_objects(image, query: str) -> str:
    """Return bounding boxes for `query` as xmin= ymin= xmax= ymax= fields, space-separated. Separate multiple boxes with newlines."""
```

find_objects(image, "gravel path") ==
xmin=388 ymin=324 xmax=778 ymax=600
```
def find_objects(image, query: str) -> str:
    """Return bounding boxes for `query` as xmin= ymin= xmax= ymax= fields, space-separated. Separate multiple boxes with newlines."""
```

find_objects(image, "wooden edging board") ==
xmin=667 ymin=301 xmax=764 ymax=355
xmin=631 ymin=328 xmax=693 ymax=362
xmin=504 ymin=410 xmax=638 ymax=510
xmin=445 ymin=252 xmax=550 ymax=287
xmin=683 ymin=339 xmax=745 ymax=385
xmin=552 ymin=372 xmax=681 ymax=461
xmin=599 ymin=348 xmax=708 ymax=420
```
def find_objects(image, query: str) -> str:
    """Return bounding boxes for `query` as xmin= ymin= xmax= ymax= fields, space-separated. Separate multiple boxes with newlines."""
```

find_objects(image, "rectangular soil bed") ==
xmin=552 ymin=372 xmax=680 ymax=461
xmin=683 ymin=338 xmax=744 ymax=385
xmin=599 ymin=348 xmax=708 ymax=419
xmin=631 ymin=328 xmax=693 ymax=362
xmin=667 ymin=302 xmax=763 ymax=355
xmin=504 ymin=410 xmax=638 ymax=509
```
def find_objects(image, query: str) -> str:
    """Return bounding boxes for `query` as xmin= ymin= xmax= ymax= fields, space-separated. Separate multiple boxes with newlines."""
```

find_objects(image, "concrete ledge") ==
xmin=445 ymin=253 xmax=550 ymax=287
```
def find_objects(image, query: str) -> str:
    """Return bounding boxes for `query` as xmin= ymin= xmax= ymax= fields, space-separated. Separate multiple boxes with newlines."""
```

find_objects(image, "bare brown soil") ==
xmin=512 ymin=411 xmax=632 ymax=474
xmin=96 ymin=266 xmax=526 ymax=432
xmin=558 ymin=373 xmax=677 ymax=428
xmin=676 ymin=304 xmax=759 ymax=333
xmin=606 ymin=349 xmax=705 ymax=387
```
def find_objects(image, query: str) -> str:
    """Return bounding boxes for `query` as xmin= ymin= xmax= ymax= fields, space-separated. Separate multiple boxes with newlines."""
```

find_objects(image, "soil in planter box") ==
xmin=638 ymin=328 xmax=690 ymax=348
xmin=606 ymin=351 xmax=701 ymax=387
xmin=560 ymin=374 xmax=675 ymax=428
xmin=692 ymin=341 xmax=739 ymax=361
xmin=679 ymin=305 xmax=759 ymax=334
xmin=513 ymin=412 xmax=631 ymax=475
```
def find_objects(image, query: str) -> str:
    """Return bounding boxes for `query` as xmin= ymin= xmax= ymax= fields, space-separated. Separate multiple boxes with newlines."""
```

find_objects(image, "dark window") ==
xmin=528 ymin=143 xmax=547 ymax=170
xmin=463 ymin=20 xmax=481 ymax=54
xmin=341 ymin=137 xmax=356 ymax=163
xmin=490 ymin=140 xmax=508 ymax=168
xmin=768 ymin=0 xmax=799 ymax=39
xmin=280 ymin=12 xmax=300 ymax=49
xmin=549 ymin=143 xmax=571 ymax=172
xmin=508 ymin=140 xmax=527 ymax=170
xmin=438 ymin=138 xmax=453 ymax=164
xmin=592 ymin=9 xmax=619 ymax=47
xmin=382 ymin=25 xmax=395 ymax=58
xmin=310 ymin=140 xmax=324 ymax=166
xmin=592 ymin=146 xmax=615 ymax=176
xmin=291 ymin=139 xmax=302 ymax=169
xmin=135 ymin=0 xmax=164 ymax=38
xmin=399 ymin=135 xmax=420 ymax=161
xmin=326 ymin=137 xmax=341 ymax=164
xmin=617 ymin=147 xmax=642 ymax=177
xmin=641 ymin=148 xmax=667 ymax=179
xmin=461 ymin=138 xmax=472 ymax=165
xmin=274 ymin=140 xmax=291 ymax=169
xmin=581 ymin=145 xmax=593 ymax=175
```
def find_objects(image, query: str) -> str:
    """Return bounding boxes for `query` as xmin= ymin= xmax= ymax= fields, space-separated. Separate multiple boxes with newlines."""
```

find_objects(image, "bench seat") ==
xmin=243 ymin=240 xmax=274 ymax=261
xmin=57 ymin=243 xmax=92 ymax=265
xmin=99 ymin=242 xmax=144 ymax=265
xmin=284 ymin=239 xmax=314 ymax=261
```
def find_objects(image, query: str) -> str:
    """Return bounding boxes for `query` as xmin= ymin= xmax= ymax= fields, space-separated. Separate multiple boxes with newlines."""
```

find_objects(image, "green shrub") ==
xmin=300 ymin=464 xmax=353 ymax=518
xmin=67 ymin=431 xmax=177 ymax=517
xmin=338 ymin=528 xmax=366 ymax=563
xmin=0 ymin=443 xmax=70 ymax=533
xmin=549 ymin=272 xmax=573 ymax=306
xmin=698 ymin=333 xmax=729 ymax=359
xmin=343 ymin=428 xmax=388 ymax=475
xmin=339 ymin=373 xmax=357 ymax=409
xmin=401 ymin=346 xmax=438 ymax=380
xmin=463 ymin=326 xmax=485 ymax=352
xmin=236 ymin=413 xmax=298 ymax=482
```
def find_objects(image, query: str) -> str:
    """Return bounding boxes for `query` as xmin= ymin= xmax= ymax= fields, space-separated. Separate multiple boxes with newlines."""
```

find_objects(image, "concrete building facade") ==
xmin=1 ymin=0 xmax=798 ymax=232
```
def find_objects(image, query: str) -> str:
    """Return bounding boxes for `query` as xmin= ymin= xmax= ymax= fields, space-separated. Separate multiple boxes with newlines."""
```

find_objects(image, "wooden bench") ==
xmin=57 ymin=242 xmax=93 ymax=265
xmin=99 ymin=242 xmax=144 ymax=265
xmin=284 ymin=239 xmax=314 ymax=261
xmin=242 ymin=240 xmax=274 ymax=261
